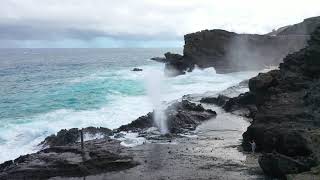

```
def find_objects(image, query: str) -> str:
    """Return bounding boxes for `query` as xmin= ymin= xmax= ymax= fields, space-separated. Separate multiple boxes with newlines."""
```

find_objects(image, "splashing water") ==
xmin=145 ymin=69 xmax=168 ymax=134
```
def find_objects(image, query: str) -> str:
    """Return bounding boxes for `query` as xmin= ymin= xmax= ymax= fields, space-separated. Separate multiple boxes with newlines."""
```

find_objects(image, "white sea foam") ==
xmin=116 ymin=132 xmax=146 ymax=147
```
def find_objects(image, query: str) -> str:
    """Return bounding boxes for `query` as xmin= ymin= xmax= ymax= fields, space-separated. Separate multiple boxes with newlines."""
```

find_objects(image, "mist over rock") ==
xmin=240 ymin=26 xmax=320 ymax=178
xmin=117 ymin=100 xmax=216 ymax=134
xmin=155 ymin=16 xmax=320 ymax=76
xmin=269 ymin=16 xmax=320 ymax=36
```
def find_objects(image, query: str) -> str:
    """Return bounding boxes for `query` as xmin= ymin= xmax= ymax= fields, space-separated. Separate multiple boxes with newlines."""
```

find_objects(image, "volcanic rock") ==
xmin=0 ymin=138 xmax=138 ymax=180
xmin=116 ymin=100 xmax=216 ymax=134
xmin=159 ymin=17 xmax=320 ymax=76
xmin=241 ymin=26 xmax=320 ymax=177
xmin=132 ymin=68 xmax=143 ymax=71
xmin=41 ymin=127 xmax=113 ymax=147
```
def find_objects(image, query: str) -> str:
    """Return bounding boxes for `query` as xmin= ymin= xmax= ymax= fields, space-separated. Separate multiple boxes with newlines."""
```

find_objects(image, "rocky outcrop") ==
xmin=163 ymin=52 xmax=194 ymax=76
xmin=155 ymin=16 xmax=320 ymax=76
xmin=117 ymin=100 xmax=216 ymax=134
xmin=0 ymin=138 xmax=138 ymax=180
xmin=241 ymin=26 xmax=320 ymax=177
xmin=41 ymin=127 xmax=113 ymax=147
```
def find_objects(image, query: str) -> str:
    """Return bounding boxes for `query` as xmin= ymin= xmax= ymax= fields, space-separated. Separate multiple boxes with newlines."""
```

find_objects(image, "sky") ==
xmin=1 ymin=0 xmax=320 ymax=48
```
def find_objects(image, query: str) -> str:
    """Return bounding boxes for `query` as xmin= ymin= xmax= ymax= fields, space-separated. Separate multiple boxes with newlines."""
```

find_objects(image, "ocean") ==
xmin=0 ymin=48 xmax=260 ymax=163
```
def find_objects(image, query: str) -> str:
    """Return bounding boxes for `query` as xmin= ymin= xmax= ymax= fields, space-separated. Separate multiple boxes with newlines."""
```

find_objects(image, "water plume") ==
xmin=145 ymin=69 xmax=168 ymax=134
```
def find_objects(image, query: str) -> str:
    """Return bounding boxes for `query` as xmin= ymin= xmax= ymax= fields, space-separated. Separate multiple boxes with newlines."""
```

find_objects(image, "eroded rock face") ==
xmin=117 ymin=100 xmax=216 ymax=134
xmin=241 ymin=26 xmax=320 ymax=177
xmin=0 ymin=139 xmax=138 ymax=180
xmin=155 ymin=17 xmax=320 ymax=76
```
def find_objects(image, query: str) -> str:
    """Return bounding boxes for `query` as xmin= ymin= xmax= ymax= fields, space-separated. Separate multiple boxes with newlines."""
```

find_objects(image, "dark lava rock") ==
xmin=166 ymin=100 xmax=216 ymax=134
xmin=116 ymin=100 xmax=216 ymax=134
xmin=132 ymin=68 xmax=143 ymax=71
xmin=223 ymin=92 xmax=257 ymax=118
xmin=150 ymin=57 xmax=168 ymax=63
xmin=117 ymin=113 xmax=153 ymax=132
xmin=241 ymin=26 xmax=320 ymax=177
xmin=41 ymin=127 xmax=113 ymax=147
xmin=159 ymin=17 xmax=320 ymax=76
xmin=0 ymin=139 xmax=138 ymax=180
xmin=201 ymin=92 xmax=257 ymax=118
xmin=259 ymin=153 xmax=315 ymax=178
xmin=163 ymin=52 xmax=194 ymax=77
xmin=200 ymin=95 xmax=230 ymax=106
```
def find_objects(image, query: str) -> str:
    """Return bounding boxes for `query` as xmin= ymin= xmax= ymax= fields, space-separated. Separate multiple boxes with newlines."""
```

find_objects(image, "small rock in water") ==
xmin=132 ymin=68 xmax=143 ymax=71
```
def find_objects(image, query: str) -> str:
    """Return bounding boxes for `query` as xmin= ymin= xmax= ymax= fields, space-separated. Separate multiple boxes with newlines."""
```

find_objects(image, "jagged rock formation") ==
xmin=117 ymin=100 xmax=216 ymax=134
xmin=41 ymin=127 xmax=113 ymax=147
xmin=240 ymin=26 xmax=320 ymax=178
xmin=200 ymin=79 xmax=257 ymax=118
xmin=154 ymin=16 xmax=320 ymax=76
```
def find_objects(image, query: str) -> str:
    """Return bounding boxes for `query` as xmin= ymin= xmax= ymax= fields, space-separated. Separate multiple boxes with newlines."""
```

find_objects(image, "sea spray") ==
xmin=145 ymin=69 xmax=168 ymax=134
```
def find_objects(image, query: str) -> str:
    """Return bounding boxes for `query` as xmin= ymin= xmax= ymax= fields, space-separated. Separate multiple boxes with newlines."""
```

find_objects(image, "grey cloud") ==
xmin=0 ymin=0 xmax=319 ymax=47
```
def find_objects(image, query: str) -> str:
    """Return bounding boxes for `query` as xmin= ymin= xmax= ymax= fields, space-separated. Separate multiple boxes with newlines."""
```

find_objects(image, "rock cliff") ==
xmin=241 ymin=25 xmax=320 ymax=178
xmin=156 ymin=16 xmax=320 ymax=75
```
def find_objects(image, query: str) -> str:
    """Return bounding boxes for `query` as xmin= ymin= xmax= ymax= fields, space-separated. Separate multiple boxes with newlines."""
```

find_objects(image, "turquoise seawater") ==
xmin=0 ymin=48 xmax=260 ymax=162
xmin=0 ymin=49 xmax=172 ymax=121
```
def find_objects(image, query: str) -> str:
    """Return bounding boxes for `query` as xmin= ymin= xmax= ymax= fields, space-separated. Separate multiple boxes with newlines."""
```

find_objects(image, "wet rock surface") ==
xmin=117 ymin=100 xmax=217 ymax=134
xmin=0 ymin=138 xmax=138 ymax=180
xmin=200 ymin=80 xmax=257 ymax=118
xmin=240 ymin=26 xmax=320 ymax=177
xmin=162 ymin=52 xmax=194 ymax=76
xmin=41 ymin=127 xmax=113 ymax=147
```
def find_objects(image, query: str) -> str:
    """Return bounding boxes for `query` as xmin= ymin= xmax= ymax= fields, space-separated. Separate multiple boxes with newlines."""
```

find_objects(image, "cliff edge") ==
xmin=156 ymin=16 xmax=320 ymax=76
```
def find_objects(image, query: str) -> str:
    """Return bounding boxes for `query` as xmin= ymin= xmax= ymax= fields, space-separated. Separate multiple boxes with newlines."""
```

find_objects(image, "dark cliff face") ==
xmin=242 ymin=26 xmax=320 ymax=178
xmin=183 ymin=29 xmax=307 ymax=73
xmin=159 ymin=16 xmax=320 ymax=76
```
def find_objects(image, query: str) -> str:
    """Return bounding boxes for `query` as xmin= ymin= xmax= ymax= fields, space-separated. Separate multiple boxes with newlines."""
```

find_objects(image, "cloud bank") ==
xmin=1 ymin=0 xmax=320 ymax=47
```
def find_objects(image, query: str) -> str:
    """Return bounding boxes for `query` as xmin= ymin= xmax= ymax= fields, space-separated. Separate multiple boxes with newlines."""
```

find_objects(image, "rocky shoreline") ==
xmin=0 ymin=100 xmax=220 ymax=179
